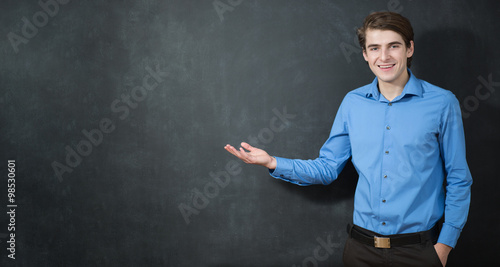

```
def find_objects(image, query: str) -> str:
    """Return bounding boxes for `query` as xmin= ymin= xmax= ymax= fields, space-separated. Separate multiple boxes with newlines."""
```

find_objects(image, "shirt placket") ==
xmin=379 ymin=100 xmax=394 ymax=230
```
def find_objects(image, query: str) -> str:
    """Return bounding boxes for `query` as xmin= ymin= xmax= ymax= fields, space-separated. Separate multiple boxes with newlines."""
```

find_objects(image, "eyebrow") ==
xmin=366 ymin=41 xmax=404 ymax=48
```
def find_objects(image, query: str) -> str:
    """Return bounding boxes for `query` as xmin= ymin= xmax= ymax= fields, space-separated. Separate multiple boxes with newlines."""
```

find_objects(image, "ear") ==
xmin=406 ymin=40 xmax=414 ymax=58
xmin=362 ymin=49 xmax=368 ymax=62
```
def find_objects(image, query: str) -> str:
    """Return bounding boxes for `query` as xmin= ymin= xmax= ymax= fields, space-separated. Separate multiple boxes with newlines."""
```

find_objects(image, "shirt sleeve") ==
xmin=269 ymin=97 xmax=352 ymax=186
xmin=437 ymin=92 xmax=473 ymax=248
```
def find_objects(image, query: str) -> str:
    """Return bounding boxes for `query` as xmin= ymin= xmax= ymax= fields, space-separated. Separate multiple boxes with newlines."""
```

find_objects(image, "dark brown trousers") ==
xmin=343 ymin=225 xmax=443 ymax=267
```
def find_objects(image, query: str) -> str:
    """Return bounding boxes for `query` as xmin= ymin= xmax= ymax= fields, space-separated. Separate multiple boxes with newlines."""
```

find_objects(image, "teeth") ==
xmin=379 ymin=64 xmax=394 ymax=69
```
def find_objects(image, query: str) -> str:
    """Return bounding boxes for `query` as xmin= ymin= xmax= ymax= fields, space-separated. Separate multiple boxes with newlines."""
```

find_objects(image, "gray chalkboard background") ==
xmin=1 ymin=0 xmax=499 ymax=266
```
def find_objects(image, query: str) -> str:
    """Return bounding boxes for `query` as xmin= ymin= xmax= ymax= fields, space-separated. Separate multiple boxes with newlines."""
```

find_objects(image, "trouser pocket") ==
xmin=426 ymin=241 xmax=443 ymax=267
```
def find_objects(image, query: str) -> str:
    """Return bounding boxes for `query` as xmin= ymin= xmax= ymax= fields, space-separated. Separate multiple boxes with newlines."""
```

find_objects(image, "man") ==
xmin=224 ymin=11 xmax=472 ymax=266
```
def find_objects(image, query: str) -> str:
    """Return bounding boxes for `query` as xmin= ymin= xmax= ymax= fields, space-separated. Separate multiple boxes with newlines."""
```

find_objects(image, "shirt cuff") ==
xmin=268 ymin=157 xmax=308 ymax=186
xmin=437 ymin=223 xmax=462 ymax=248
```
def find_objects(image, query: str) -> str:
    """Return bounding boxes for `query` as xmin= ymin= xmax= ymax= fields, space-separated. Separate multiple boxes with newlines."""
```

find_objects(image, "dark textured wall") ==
xmin=0 ymin=0 xmax=499 ymax=266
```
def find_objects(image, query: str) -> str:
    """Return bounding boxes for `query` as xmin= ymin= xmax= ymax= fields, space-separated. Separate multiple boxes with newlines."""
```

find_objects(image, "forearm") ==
xmin=269 ymin=156 xmax=347 ymax=186
xmin=437 ymin=171 xmax=472 ymax=248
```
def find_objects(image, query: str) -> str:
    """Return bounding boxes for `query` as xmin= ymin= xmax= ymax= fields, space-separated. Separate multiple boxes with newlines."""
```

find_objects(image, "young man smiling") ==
xmin=225 ymin=12 xmax=472 ymax=266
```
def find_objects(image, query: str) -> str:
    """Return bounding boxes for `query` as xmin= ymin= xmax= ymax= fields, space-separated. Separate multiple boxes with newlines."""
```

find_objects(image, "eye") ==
xmin=370 ymin=47 xmax=378 ymax=51
xmin=391 ymin=45 xmax=400 ymax=49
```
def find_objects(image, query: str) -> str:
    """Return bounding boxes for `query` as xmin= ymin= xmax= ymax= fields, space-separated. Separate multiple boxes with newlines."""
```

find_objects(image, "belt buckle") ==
xmin=374 ymin=236 xmax=391 ymax=248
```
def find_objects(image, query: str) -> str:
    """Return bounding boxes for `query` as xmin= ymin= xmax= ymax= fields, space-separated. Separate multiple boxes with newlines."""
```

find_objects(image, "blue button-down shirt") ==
xmin=270 ymin=70 xmax=472 ymax=248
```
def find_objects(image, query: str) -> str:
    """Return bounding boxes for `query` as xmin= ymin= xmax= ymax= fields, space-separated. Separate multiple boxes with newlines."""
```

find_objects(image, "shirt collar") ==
xmin=365 ymin=69 xmax=423 ymax=102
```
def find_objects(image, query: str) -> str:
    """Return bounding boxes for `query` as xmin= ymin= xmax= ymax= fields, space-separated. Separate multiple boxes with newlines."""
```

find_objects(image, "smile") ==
xmin=377 ymin=64 xmax=396 ymax=69
xmin=378 ymin=64 xmax=396 ymax=70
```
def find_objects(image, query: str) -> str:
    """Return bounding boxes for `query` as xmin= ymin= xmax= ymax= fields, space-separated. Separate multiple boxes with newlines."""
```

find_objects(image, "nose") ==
xmin=381 ymin=48 xmax=390 ymax=61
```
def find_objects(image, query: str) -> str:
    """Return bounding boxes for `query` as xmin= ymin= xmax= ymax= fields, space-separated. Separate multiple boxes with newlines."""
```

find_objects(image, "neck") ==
xmin=378 ymin=70 xmax=410 ymax=102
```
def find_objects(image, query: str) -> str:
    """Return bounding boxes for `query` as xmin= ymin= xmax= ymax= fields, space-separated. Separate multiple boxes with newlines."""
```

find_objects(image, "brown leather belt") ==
xmin=347 ymin=223 xmax=439 ymax=248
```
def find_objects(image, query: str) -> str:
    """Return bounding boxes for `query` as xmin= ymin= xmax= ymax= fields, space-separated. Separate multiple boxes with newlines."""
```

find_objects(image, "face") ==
xmin=362 ymin=29 xmax=414 ymax=87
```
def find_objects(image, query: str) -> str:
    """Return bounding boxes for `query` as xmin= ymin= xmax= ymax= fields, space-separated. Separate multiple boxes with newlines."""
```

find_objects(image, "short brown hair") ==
xmin=357 ymin=12 xmax=414 ymax=67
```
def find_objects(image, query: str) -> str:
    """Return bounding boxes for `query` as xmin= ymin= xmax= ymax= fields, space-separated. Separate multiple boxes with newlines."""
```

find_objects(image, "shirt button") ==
xmin=382 ymin=222 xmax=386 ymax=226
xmin=383 ymin=175 xmax=388 ymax=178
xmin=386 ymin=125 xmax=391 ymax=130
xmin=388 ymin=103 xmax=392 ymax=106
xmin=382 ymin=199 xmax=386 ymax=203
xmin=385 ymin=151 xmax=389 ymax=154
